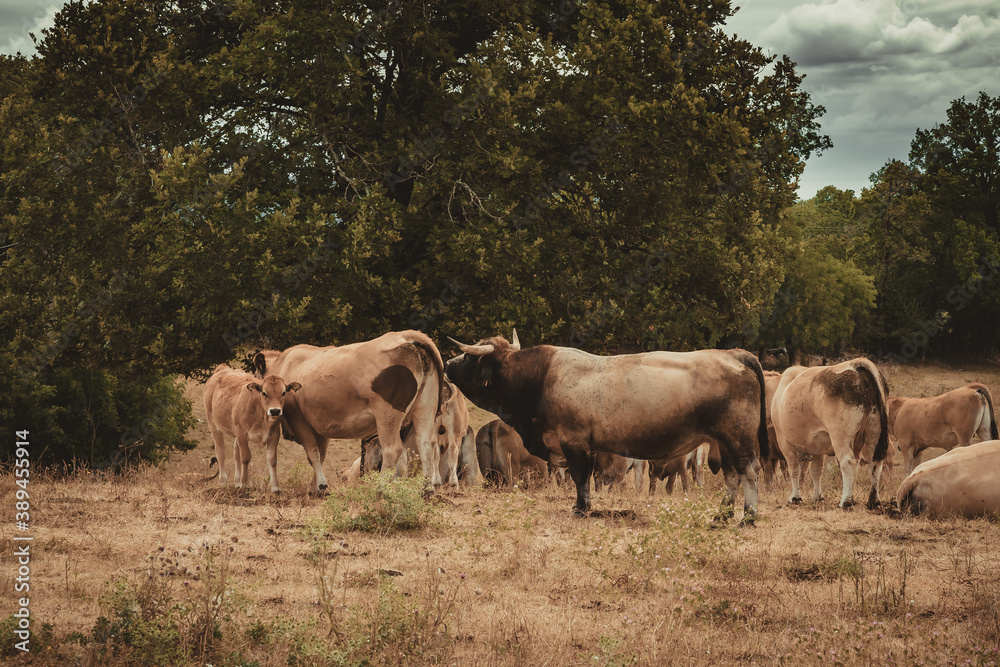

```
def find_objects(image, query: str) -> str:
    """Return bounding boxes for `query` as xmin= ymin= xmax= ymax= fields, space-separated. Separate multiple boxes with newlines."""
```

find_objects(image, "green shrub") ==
xmin=321 ymin=471 xmax=432 ymax=533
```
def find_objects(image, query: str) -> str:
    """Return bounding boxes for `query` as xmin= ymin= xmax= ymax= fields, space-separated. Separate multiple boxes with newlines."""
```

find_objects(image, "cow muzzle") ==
xmin=268 ymin=408 xmax=282 ymax=418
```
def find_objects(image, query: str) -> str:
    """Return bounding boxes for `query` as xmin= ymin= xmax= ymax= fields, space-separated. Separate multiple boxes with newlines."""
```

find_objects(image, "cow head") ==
xmin=247 ymin=376 xmax=302 ymax=420
xmin=444 ymin=330 xmax=524 ymax=419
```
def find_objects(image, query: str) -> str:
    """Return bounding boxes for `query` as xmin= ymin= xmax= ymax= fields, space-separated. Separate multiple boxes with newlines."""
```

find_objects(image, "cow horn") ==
xmin=447 ymin=336 xmax=495 ymax=356
xmin=510 ymin=328 xmax=521 ymax=351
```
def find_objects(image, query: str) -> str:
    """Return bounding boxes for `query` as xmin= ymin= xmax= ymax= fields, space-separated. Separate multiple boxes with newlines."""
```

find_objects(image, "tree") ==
xmin=1 ymin=0 xmax=830 ymax=464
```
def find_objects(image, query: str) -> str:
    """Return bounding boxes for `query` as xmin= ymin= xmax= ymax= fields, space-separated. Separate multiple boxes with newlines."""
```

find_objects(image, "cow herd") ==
xmin=203 ymin=329 xmax=1000 ymax=521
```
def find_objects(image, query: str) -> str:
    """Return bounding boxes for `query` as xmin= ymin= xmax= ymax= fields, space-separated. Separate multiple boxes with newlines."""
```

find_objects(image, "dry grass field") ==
xmin=3 ymin=362 xmax=1000 ymax=666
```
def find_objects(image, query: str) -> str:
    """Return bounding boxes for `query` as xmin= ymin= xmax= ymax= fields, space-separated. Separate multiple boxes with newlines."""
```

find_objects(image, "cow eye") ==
xmin=261 ymin=391 xmax=268 ymax=398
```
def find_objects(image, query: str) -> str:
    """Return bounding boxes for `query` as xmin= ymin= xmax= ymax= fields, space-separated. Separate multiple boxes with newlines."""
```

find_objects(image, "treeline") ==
xmin=737 ymin=91 xmax=1000 ymax=364
xmin=0 ymin=0 xmax=993 ymax=466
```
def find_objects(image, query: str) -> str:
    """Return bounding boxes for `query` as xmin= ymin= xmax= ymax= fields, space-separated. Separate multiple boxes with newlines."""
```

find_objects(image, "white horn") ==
xmin=510 ymin=328 xmax=521 ymax=351
xmin=447 ymin=336 xmax=496 ymax=356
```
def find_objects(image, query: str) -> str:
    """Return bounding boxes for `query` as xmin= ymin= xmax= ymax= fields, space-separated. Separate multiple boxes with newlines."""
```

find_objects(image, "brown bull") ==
xmin=254 ymin=330 xmax=445 ymax=490
xmin=888 ymin=383 xmax=998 ymax=476
xmin=445 ymin=333 xmax=767 ymax=521
xmin=897 ymin=439 xmax=1000 ymax=518
xmin=761 ymin=370 xmax=789 ymax=485
xmin=204 ymin=365 xmax=300 ymax=490
xmin=771 ymin=358 xmax=890 ymax=509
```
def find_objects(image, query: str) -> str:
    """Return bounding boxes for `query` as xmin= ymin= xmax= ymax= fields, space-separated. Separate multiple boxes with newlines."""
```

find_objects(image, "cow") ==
xmin=649 ymin=443 xmax=709 ymax=495
xmin=896 ymin=439 xmax=1000 ymax=518
xmin=203 ymin=365 xmax=301 ymax=490
xmin=760 ymin=370 xmax=789 ymax=486
xmin=444 ymin=332 xmax=768 ymax=521
xmin=770 ymin=358 xmax=890 ymax=510
xmin=888 ymin=383 xmax=998 ymax=476
xmin=476 ymin=418 xmax=550 ymax=487
xmin=253 ymin=330 xmax=445 ymax=490
xmin=593 ymin=454 xmax=647 ymax=492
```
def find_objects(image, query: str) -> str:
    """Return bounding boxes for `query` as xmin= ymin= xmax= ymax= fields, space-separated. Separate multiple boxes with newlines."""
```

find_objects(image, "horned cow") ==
xmin=445 ymin=332 xmax=767 ymax=522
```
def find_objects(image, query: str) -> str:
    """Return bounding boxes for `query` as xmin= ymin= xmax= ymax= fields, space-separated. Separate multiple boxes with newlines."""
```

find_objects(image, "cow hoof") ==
xmin=739 ymin=514 xmax=756 ymax=528
xmin=318 ymin=483 xmax=328 ymax=491
xmin=840 ymin=501 xmax=854 ymax=511
xmin=572 ymin=506 xmax=589 ymax=518
xmin=789 ymin=498 xmax=803 ymax=505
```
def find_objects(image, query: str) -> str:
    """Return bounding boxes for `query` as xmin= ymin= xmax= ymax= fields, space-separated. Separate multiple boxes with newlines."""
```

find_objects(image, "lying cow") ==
xmin=476 ymin=418 xmax=549 ymax=487
xmin=897 ymin=440 xmax=1000 ymax=518
xmin=649 ymin=443 xmax=709 ymax=495
xmin=771 ymin=358 xmax=890 ymax=509
xmin=254 ymin=331 xmax=445 ymax=490
xmin=888 ymin=383 xmax=998 ymax=476
xmin=593 ymin=453 xmax=647 ymax=492
xmin=348 ymin=423 xmax=479 ymax=486
xmin=204 ymin=365 xmax=300 ymax=490
xmin=446 ymin=332 xmax=767 ymax=520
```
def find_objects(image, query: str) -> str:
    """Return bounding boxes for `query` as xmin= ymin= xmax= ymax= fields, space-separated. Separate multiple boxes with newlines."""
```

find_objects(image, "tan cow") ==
xmin=649 ymin=443 xmax=709 ymax=494
xmin=204 ymin=365 xmax=301 ymax=490
xmin=476 ymin=418 xmax=550 ymax=487
xmin=897 ymin=439 xmax=1000 ymax=518
xmin=888 ymin=383 xmax=998 ymax=476
xmin=254 ymin=331 xmax=445 ymax=490
xmin=771 ymin=358 xmax=890 ymax=509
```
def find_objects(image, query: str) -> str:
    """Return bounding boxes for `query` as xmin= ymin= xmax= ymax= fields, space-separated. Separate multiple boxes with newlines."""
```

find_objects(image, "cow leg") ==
xmin=665 ymin=472 xmax=676 ymax=495
xmin=266 ymin=429 xmax=281 ymax=493
xmin=901 ymin=440 xmax=918 ymax=476
xmin=234 ymin=434 xmax=251 ymax=488
xmin=679 ymin=465 xmax=690 ymax=494
xmin=835 ymin=451 xmax=857 ymax=508
xmin=693 ymin=448 xmax=705 ymax=487
xmin=785 ymin=448 xmax=803 ymax=504
xmin=867 ymin=460 xmax=884 ymax=509
xmin=809 ymin=454 xmax=827 ymax=502
xmin=298 ymin=430 xmax=328 ymax=492
xmin=562 ymin=447 xmax=594 ymax=515
xmin=208 ymin=425 xmax=229 ymax=486
xmin=633 ymin=460 xmax=646 ymax=492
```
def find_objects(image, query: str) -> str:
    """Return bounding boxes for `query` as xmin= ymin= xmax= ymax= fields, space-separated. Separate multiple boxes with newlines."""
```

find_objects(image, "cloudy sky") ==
xmin=3 ymin=1 xmax=999 ymax=200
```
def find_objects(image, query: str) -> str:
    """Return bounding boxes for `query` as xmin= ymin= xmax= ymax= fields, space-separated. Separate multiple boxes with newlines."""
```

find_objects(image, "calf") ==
xmin=888 ymin=383 xmax=998 ymax=476
xmin=897 ymin=440 xmax=1000 ymax=518
xmin=204 ymin=365 xmax=300 ymax=491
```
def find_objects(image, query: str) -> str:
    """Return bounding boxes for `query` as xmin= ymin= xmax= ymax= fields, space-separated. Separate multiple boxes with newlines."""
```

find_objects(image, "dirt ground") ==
xmin=3 ymin=361 xmax=1000 ymax=665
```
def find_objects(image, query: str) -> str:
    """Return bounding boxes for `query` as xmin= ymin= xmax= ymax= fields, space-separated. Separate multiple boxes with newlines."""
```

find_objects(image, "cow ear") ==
xmin=286 ymin=382 xmax=302 ymax=393
xmin=253 ymin=352 xmax=267 ymax=375
xmin=247 ymin=382 xmax=262 ymax=393
xmin=510 ymin=328 xmax=521 ymax=351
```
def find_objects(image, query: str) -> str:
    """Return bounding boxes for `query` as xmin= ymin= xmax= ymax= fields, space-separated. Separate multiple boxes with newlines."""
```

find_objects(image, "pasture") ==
xmin=4 ymin=362 xmax=1000 ymax=665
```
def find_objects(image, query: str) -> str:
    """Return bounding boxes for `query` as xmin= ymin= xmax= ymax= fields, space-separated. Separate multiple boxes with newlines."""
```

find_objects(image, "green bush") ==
xmin=1 ymin=366 xmax=195 ymax=468
xmin=321 ymin=472 xmax=432 ymax=533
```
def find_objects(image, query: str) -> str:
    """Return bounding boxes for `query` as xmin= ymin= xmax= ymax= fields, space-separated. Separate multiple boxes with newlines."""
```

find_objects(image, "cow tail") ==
xmin=973 ymin=384 xmax=999 ymax=441
xmin=856 ymin=360 xmax=890 ymax=462
xmin=736 ymin=351 xmax=770 ymax=464
xmin=204 ymin=456 xmax=220 ymax=482
xmin=408 ymin=333 xmax=447 ymax=417
xmin=896 ymin=476 xmax=921 ymax=515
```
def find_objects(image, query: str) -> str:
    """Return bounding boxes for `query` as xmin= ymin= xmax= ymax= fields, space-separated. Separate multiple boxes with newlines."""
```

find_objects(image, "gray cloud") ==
xmin=728 ymin=0 xmax=1000 ymax=198
xmin=1 ymin=2 xmax=62 ymax=56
